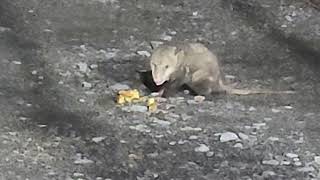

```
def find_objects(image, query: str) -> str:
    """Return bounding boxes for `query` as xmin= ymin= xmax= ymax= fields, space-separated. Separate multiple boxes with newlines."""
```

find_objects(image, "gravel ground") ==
xmin=0 ymin=0 xmax=320 ymax=179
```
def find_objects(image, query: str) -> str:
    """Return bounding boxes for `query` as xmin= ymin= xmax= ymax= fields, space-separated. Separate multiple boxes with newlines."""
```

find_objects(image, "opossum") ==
xmin=149 ymin=42 xmax=295 ymax=97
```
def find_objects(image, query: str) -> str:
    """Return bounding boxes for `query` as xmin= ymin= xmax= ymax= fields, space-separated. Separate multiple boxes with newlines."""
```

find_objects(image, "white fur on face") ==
xmin=150 ymin=48 xmax=178 ymax=85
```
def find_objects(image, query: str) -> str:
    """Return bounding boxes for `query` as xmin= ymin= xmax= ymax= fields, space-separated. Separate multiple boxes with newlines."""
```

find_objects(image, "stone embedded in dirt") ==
xmin=220 ymin=132 xmax=239 ymax=142
xmin=0 ymin=26 xmax=11 ymax=32
xmin=169 ymin=141 xmax=176 ymax=145
xmin=152 ymin=118 xmax=171 ymax=127
xmin=294 ymin=161 xmax=302 ymax=166
xmin=284 ymin=105 xmax=293 ymax=109
xmin=180 ymin=126 xmax=202 ymax=132
xmin=92 ymin=136 xmax=106 ymax=143
xmin=79 ymin=98 xmax=86 ymax=103
xmin=297 ymin=166 xmax=315 ymax=172
xmin=109 ymin=83 xmax=130 ymax=91
xmin=271 ymin=108 xmax=281 ymax=113
xmin=189 ymin=135 xmax=198 ymax=140
xmin=293 ymin=157 xmax=300 ymax=162
xmin=73 ymin=172 xmax=84 ymax=177
xmin=136 ymin=50 xmax=151 ymax=57
xmin=195 ymin=144 xmax=210 ymax=152
xmin=264 ymin=117 xmax=272 ymax=121
xmin=129 ymin=124 xmax=151 ymax=133
xmin=262 ymin=159 xmax=279 ymax=166
xmin=12 ymin=60 xmax=22 ymax=65
xmin=178 ymin=140 xmax=188 ymax=145
xmin=233 ymin=143 xmax=243 ymax=149
xmin=160 ymin=33 xmax=172 ymax=41
xmin=31 ymin=70 xmax=37 ymax=75
xmin=280 ymin=160 xmax=291 ymax=166
xmin=206 ymin=151 xmax=214 ymax=157
xmin=77 ymin=62 xmax=88 ymax=73
xmin=286 ymin=153 xmax=299 ymax=159
xmin=238 ymin=132 xmax=249 ymax=140
xmin=122 ymin=105 xmax=148 ymax=113
xmin=74 ymin=158 xmax=94 ymax=165
xmin=89 ymin=64 xmax=98 ymax=69
xmin=82 ymin=82 xmax=92 ymax=88
xmin=268 ymin=137 xmax=280 ymax=141
xmin=262 ymin=171 xmax=276 ymax=177
xmin=248 ymin=106 xmax=256 ymax=111
xmin=285 ymin=15 xmax=294 ymax=22
xmin=252 ymin=123 xmax=266 ymax=130
xmin=194 ymin=95 xmax=205 ymax=103
xmin=314 ymin=156 xmax=320 ymax=165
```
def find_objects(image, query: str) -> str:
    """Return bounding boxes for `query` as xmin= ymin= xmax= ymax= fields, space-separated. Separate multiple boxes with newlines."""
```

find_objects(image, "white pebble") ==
xmin=192 ymin=11 xmax=198 ymax=16
xmin=82 ymin=82 xmax=92 ymax=88
xmin=180 ymin=126 xmax=202 ymax=132
xmin=109 ymin=83 xmax=130 ymax=91
xmin=271 ymin=108 xmax=281 ymax=113
xmin=262 ymin=159 xmax=279 ymax=166
xmin=285 ymin=15 xmax=294 ymax=22
xmin=248 ymin=106 xmax=256 ymax=111
xmin=73 ymin=172 xmax=84 ymax=177
xmin=79 ymin=98 xmax=85 ymax=103
xmin=233 ymin=143 xmax=243 ymax=149
xmin=206 ymin=151 xmax=214 ymax=157
xmin=194 ymin=144 xmax=210 ymax=152
xmin=268 ymin=137 xmax=280 ymax=141
xmin=169 ymin=141 xmax=176 ymax=145
xmin=160 ymin=34 xmax=172 ymax=41
xmin=314 ymin=156 xmax=320 ymax=165
xmin=280 ymin=160 xmax=291 ymax=166
xmin=286 ymin=153 xmax=299 ymax=159
xmin=284 ymin=105 xmax=293 ymax=109
xmin=12 ymin=61 xmax=22 ymax=65
xmin=297 ymin=166 xmax=315 ymax=172
xmin=293 ymin=157 xmax=300 ymax=162
xmin=92 ymin=136 xmax=106 ymax=143
xmin=136 ymin=50 xmax=151 ymax=57
xmin=31 ymin=70 xmax=37 ymax=75
xmin=194 ymin=95 xmax=205 ymax=103
xmin=294 ymin=161 xmax=302 ymax=166
xmin=238 ymin=132 xmax=249 ymax=140
xmin=77 ymin=62 xmax=88 ymax=73
xmin=189 ymin=135 xmax=198 ymax=140
xmin=122 ymin=105 xmax=148 ymax=113
xmin=74 ymin=158 xmax=94 ymax=164
xmin=220 ymin=132 xmax=239 ymax=142
xmin=90 ymin=64 xmax=98 ymax=69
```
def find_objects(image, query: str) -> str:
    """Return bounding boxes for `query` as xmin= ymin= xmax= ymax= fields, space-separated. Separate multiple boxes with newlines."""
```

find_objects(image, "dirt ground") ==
xmin=0 ymin=0 xmax=320 ymax=179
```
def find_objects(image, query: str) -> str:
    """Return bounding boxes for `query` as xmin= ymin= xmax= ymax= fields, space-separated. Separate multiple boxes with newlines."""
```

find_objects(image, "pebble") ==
xmin=293 ymin=157 xmax=300 ymax=162
xmin=152 ymin=118 xmax=171 ymax=127
xmin=192 ymin=11 xmax=198 ymax=16
xmin=280 ymin=160 xmax=291 ymax=166
xmin=169 ymin=141 xmax=176 ymax=146
xmin=297 ymin=166 xmax=315 ymax=172
xmin=123 ymin=105 xmax=148 ymax=113
xmin=12 ymin=61 xmax=22 ymax=65
xmin=74 ymin=158 xmax=94 ymax=164
xmin=129 ymin=124 xmax=151 ymax=133
xmin=220 ymin=132 xmax=239 ymax=142
xmin=92 ymin=136 xmax=106 ymax=143
xmin=268 ymin=137 xmax=280 ymax=141
xmin=262 ymin=171 xmax=276 ymax=177
xmin=79 ymin=98 xmax=86 ymax=103
xmin=286 ymin=153 xmax=299 ymax=159
xmin=262 ymin=159 xmax=279 ymax=166
xmin=160 ymin=34 xmax=172 ymax=41
xmin=31 ymin=70 xmax=37 ymax=75
xmin=82 ymin=82 xmax=92 ymax=88
xmin=252 ymin=123 xmax=266 ymax=129
xmin=271 ymin=108 xmax=281 ymax=113
xmin=238 ymin=132 xmax=249 ymax=140
xmin=248 ymin=106 xmax=256 ymax=111
xmin=73 ymin=173 xmax=84 ymax=177
xmin=225 ymin=75 xmax=236 ymax=80
xmin=284 ymin=105 xmax=293 ymax=109
xmin=194 ymin=95 xmax=205 ymax=103
xmin=285 ymin=15 xmax=294 ymax=22
xmin=189 ymin=135 xmax=198 ymax=140
xmin=194 ymin=144 xmax=210 ymax=153
xmin=233 ymin=143 xmax=243 ymax=149
xmin=180 ymin=126 xmax=202 ymax=132
xmin=0 ymin=26 xmax=11 ymax=32
xmin=136 ymin=50 xmax=151 ymax=57
xmin=206 ymin=151 xmax=214 ymax=157
xmin=314 ymin=156 xmax=320 ymax=165
xmin=294 ymin=161 xmax=302 ymax=166
xmin=109 ymin=83 xmax=130 ymax=91
xmin=264 ymin=117 xmax=272 ymax=121
xmin=89 ymin=64 xmax=98 ymax=69
xmin=77 ymin=62 xmax=88 ymax=72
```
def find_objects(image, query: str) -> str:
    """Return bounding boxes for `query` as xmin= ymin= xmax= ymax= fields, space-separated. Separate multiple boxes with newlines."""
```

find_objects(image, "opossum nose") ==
xmin=154 ymin=79 xmax=165 ymax=86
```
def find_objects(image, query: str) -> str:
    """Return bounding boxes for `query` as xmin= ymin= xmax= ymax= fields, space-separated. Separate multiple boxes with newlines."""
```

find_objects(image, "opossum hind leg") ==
xmin=188 ymin=70 xmax=212 ymax=96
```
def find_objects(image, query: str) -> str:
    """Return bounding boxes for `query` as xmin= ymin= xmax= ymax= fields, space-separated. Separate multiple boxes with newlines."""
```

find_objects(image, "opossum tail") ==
xmin=218 ymin=79 xmax=295 ymax=95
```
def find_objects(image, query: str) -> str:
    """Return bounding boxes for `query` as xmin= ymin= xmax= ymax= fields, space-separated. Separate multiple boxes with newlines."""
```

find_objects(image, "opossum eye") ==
xmin=165 ymin=65 xmax=169 ymax=69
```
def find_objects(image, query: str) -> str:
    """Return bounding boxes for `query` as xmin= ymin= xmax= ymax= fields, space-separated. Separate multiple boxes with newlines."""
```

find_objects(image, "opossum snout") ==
xmin=153 ymin=76 xmax=166 ymax=86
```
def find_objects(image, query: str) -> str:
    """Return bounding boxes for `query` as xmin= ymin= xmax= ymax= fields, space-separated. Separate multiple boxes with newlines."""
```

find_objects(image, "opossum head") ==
xmin=150 ymin=46 xmax=182 ymax=86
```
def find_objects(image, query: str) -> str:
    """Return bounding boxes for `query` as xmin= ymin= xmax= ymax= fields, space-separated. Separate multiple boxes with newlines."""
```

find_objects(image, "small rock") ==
xmin=79 ymin=98 xmax=86 ymax=103
xmin=169 ymin=141 xmax=176 ymax=145
xmin=268 ymin=137 xmax=280 ymax=141
xmin=281 ymin=24 xmax=288 ymax=28
xmin=220 ymin=132 xmax=239 ymax=142
xmin=77 ymin=62 xmax=88 ymax=73
xmin=73 ymin=172 xmax=84 ymax=177
xmin=152 ymin=118 xmax=171 ymax=127
xmin=136 ymin=50 xmax=151 ymax=57
xmin=238 ymin=132 xmax=249 ymax=140
xmin=284 ymin=105 xmax=293 ymax=109
xmin=0 ymin=26 xmax=11 ymax=32
xmin=252 ymin=123 xmax=266 ymax=130
xmin=294 ymin=161 xmax=302 ymax=166
xmin=248 ymin=106 xmax=256 ymax=111
xmin=286 ymin=153 xmax=299 ymax=159
xmin=109 ymin=83 xmax=130 ymax=91
xmin=180 ymin=126 xmax=202 ymax=132
xmin=225 ymin=75 xmax=236 ymax=80
xmin=123 ymin=105 xmax=148 ymax=113
xmin=195 ymin=144 xmax=210 ymax=152
xmin=285 ymin=15 xmax=294 ymax=22
xmin=178 ymin=140 xmax=187 ymax=145
xmin=192 ymin=11 xmax=198 ymax=16
xmin=12 ymin=61 xmax=22 ymax=65
xmin=31 ymin=70 xmax=37 ymax=75
xmin=206 ymin=151 xmax=214 ymax=157
xmin=89 ymin=64 xmax=98 ymax=69
xmin=280 ymin=160 xmax=291 ymax=166
xmin=160 ymin=34 xmax=172 ymax=41
xmin=262 ymin=159 xmax=279 ymax=166
xmin=194 ymin=95 xmax=205 ymax=103
xmin=129 ymin=124 xmax=150 ymax=133
xmin=282 ymin=76 xmax=295 ymax=83
xmin=314 ymin=156 xmax=320 ymax=165
xmin=74 ymin=158 xmax=94 ymax=164
xmin=271 ymin=108 xmax=281 ymax=113
xmin=82 ymin=82 xmax=92 ymax=88
xmin=297 ymin=166 xmax=315 ymax=172
xmin=92 ymin=136 xmax=106 ymax=143
xmin=262 ymin=171 xmax=276 ymax=177
xmin=264 ymin=117 xmax=272 ymax=121
xmin=293 ymin=157 xmax=300 ymax=162
xmin=231 ymin=31 xmax=237 ymax=35
xmin=189 ymin=135 xmax=198 ymax=140
xmin=233 ymin=143 xmax=243 ymax=149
